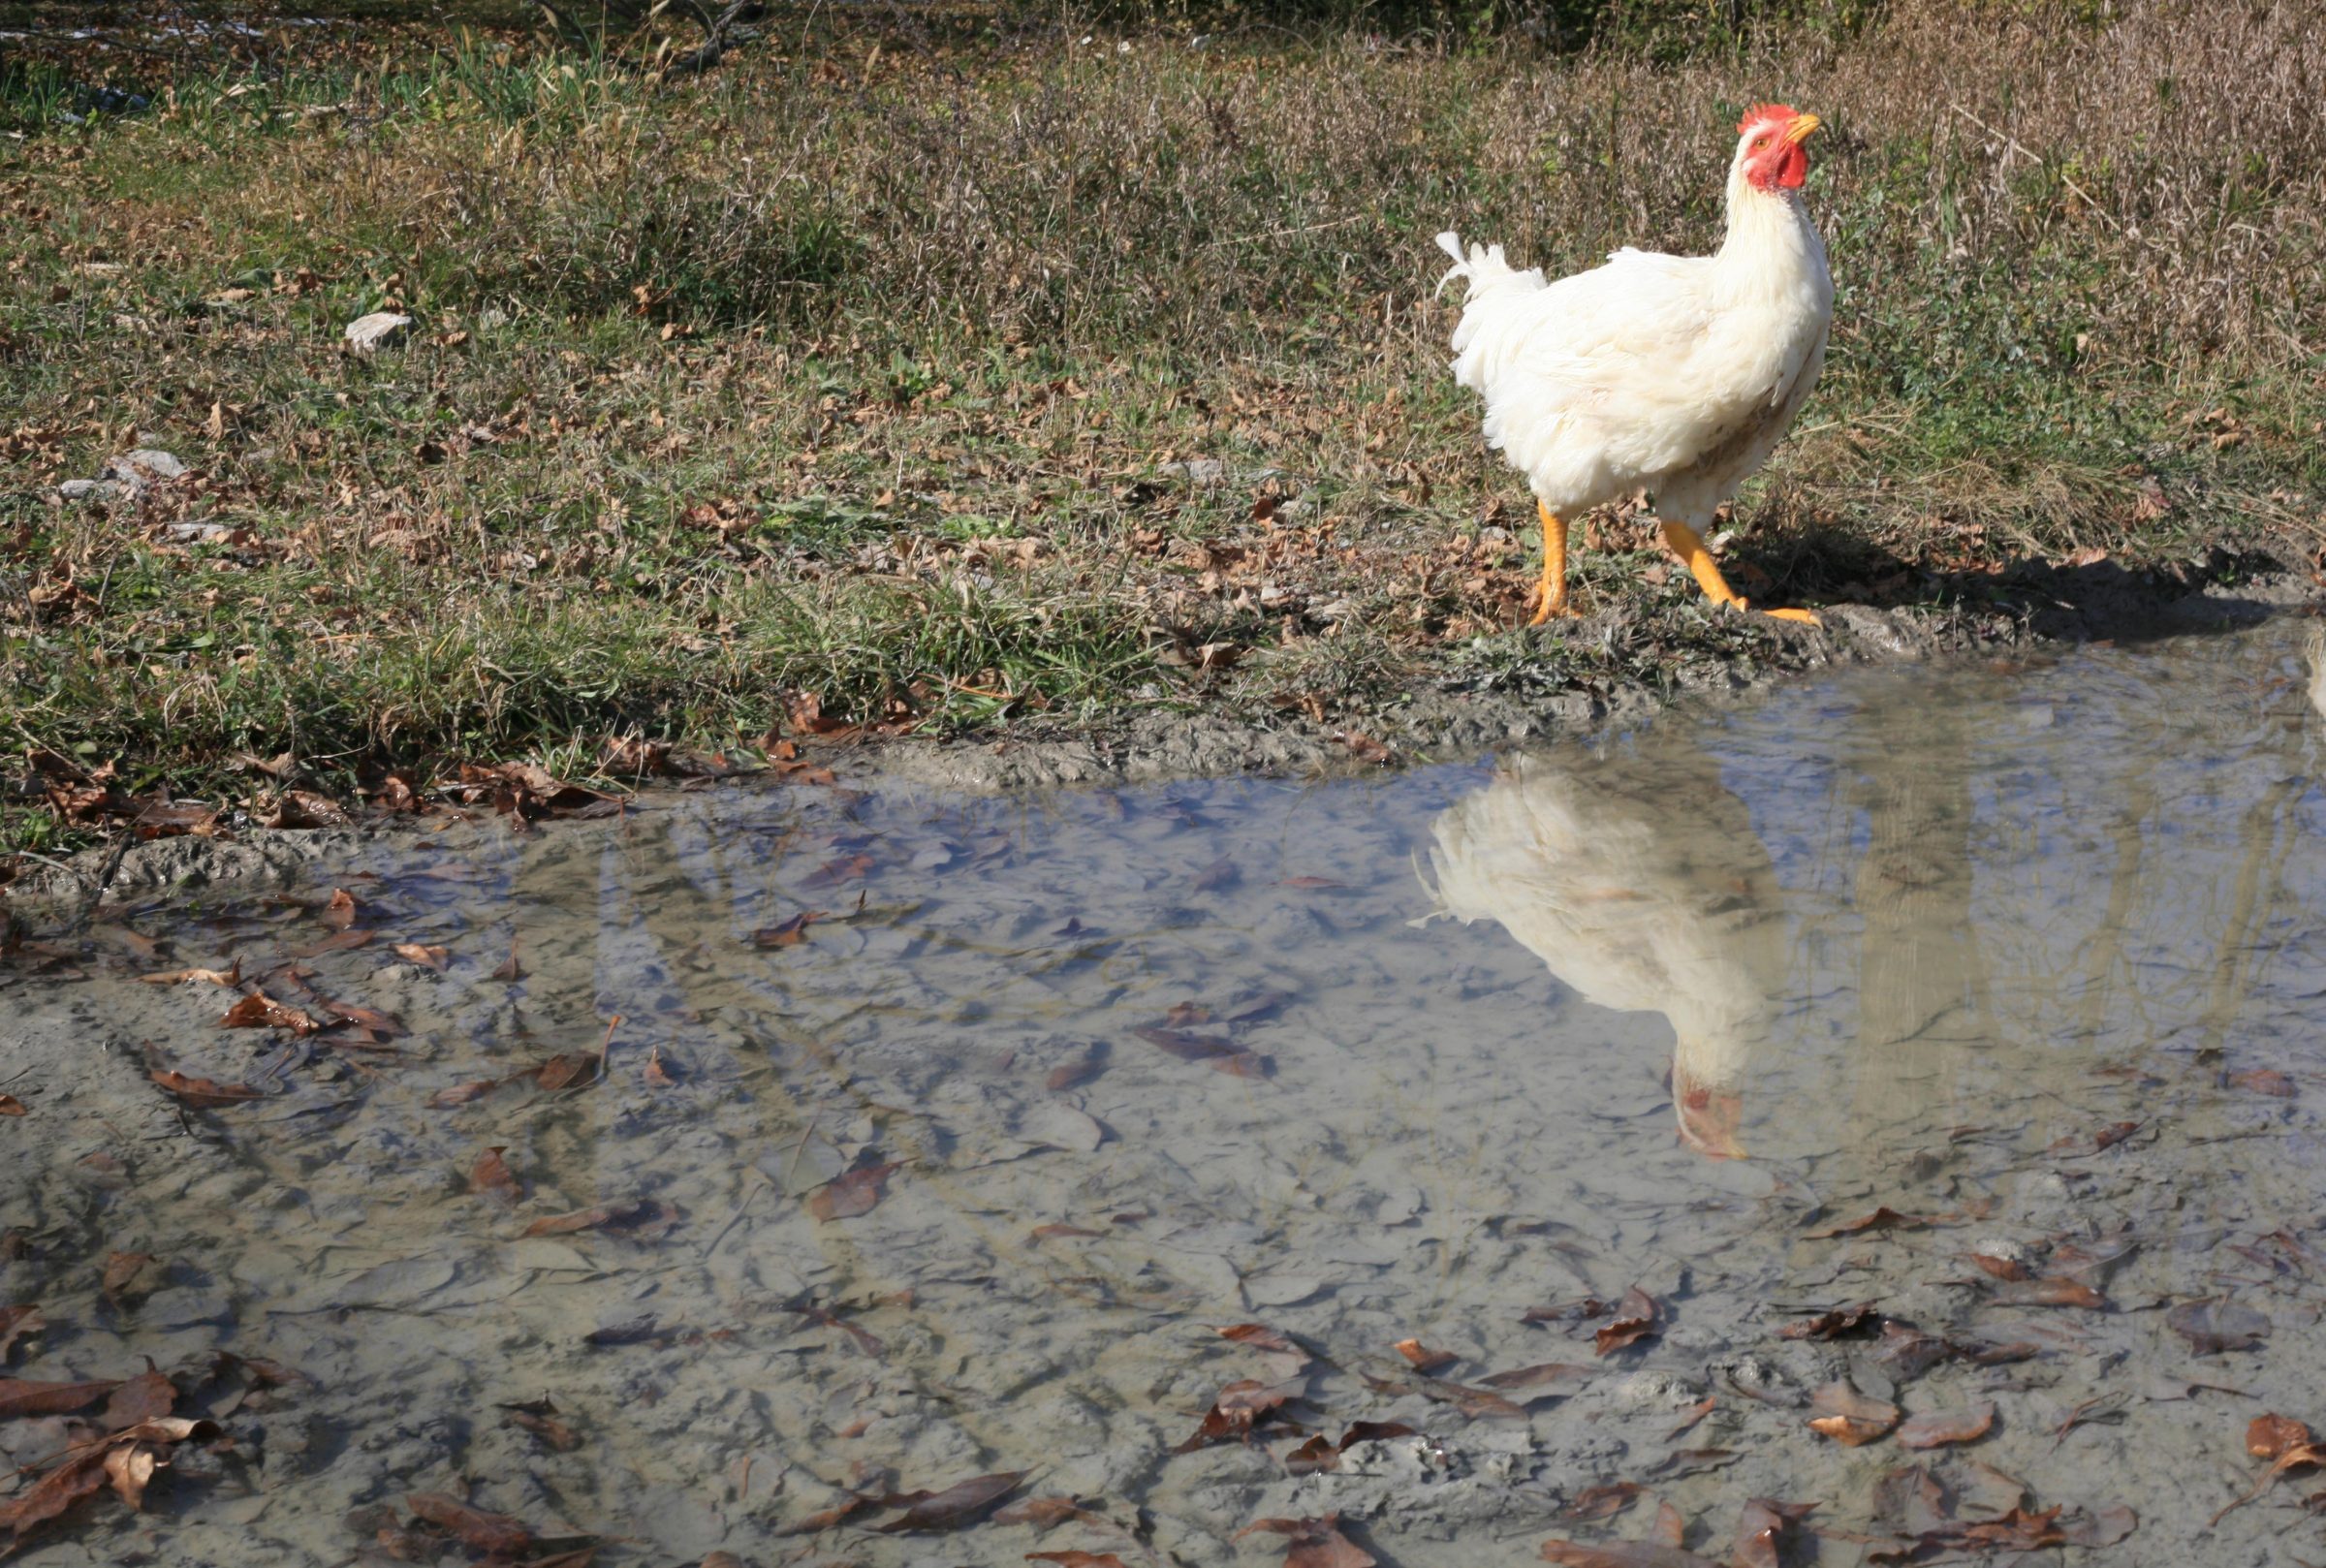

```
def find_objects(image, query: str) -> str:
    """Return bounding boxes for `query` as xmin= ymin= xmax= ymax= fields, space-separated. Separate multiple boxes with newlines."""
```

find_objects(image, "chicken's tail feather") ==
xmin=1433 ymin=229 xmax=1532 ymax=302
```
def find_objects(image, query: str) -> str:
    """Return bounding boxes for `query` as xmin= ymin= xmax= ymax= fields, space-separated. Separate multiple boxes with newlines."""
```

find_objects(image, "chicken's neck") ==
xmin=1712 ymin=180 xmax=1829 ymax=309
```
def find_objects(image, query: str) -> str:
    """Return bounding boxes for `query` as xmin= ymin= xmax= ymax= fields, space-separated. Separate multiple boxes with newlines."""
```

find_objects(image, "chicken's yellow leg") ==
xmin=1528 ymin=501 xmax=1571 ymax=626
xmin=1658 ymin=520 xmax=1820 ymax=626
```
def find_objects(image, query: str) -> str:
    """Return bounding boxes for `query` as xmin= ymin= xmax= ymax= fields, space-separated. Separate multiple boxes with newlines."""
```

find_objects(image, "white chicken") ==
xmin=1436 ymin=103 xmax=1832 ymax=625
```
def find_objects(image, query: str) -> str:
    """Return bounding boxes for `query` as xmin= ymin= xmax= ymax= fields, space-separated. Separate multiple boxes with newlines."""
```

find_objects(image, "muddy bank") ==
xmin=0 ymin=619 xmax=2322 ymax=1565
xmin=4 ymin=553 xmax=2312 ymax=917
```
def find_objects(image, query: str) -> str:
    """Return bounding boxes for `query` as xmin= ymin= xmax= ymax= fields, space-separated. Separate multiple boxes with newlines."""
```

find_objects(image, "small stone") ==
xmin=1164 ymin=457 xmax=1227 ymax=486
xmin=165 ymin=521 xmax=234 ymax=545
xmin=1611 ymin=1370 xmax=1704 ymax=1409
xmin=107 ymin=448 xmax=185 ymax=484
xmin=56 ymin=479 xmax=124 ymax=502
xmin=344 ymin=312 xmax=414 ymax=353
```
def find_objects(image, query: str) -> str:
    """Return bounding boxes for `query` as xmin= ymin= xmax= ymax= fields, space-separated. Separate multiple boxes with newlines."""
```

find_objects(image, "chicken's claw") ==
xmin=1758 ymin=606 xmax=1822 ymax=626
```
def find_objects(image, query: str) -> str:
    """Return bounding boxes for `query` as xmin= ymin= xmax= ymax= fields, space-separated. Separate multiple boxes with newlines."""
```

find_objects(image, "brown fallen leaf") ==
xmin=994 ymin=1495 xmax=1095 ymax=1530
xmin=1649 ymin=1501 xmax=1684 ymax=1549
xmin=1046 ymin=1045 xmax=1104 ymax=1092
xmin=0 ymin=1095 xmax=26 ymax=1116
xmin=501 ymin=1397 xmax=584 ymax=1451
xmin=103 ymin=1443 xmax=155 ymax=1509
xmin=101 ymin=1252 xmax=160 ymax=1302
xmin=532 ymin=1052 xmax=601 ymax=1091
xmin=393 ymin=942 xmax=451 ymax=970
xmin=102 ymin=1368 xmax=176 ymax=1428
xmin=1595 ymin=1285 xmax=1661 ymax=1356
xmin=1132 ymin=1025 xmax=1267 ymax=1077
xmin=1395 ymin=1337 xmax=1456 ymax=1374
xmin=643 ymin=1047 xmax=676 ymax=1087
xmin=1804 ymin=1207 xmax=1928 ymax=1239
xmin=322 ymin=888 xmax=361 ymax=929
xmin=1991 ymin=1277 xmax=2106 ymax=1309
xmin=491 ymin=937 xmax=525 ymax=982
xmin=1477 ymin=1362 xmax=1594 ymax=1396
xmin=2226 ymin=1068 xmax=2296 ymax=1098
xmin=1178 ymin=1379 xmax=1303 ymax=1451
xmin=0 ymin=1448 xmax=110 ymax=1540
xmin=750 ymin=911 xmax=826 ymax=948
xmin=1777 ymin=1301 xmax=1881 ymax=1340
xmin=149 ymin=1070 xmax=264 ymax=1109
xmin=2048 ymin=1119 xmax=2142 ymax=1153
xmin=808 ymin=1160 xmax=901 ymax=1222
xmin=1807 ymin=1381 xmax=1900 ymax=1445
xmin=218 ymin=991 xmax=322 ymax=1034
xmin=1898 ymin=1401 xmax=1996 ymax=1449
xmin=138 ymin=961 xmax=241 ymax=988
xmin=1558 ymin=1482 xmax=1642 ymax=1521
xmin=520 ymin=1200 xmax=677 ymax=1240
xmin=2248 ymin=1413 xmax=2314 ymax=1460
xmin=1732 ymin=1498 xmax=1814 ymax=1568
xmin=406 ymin=1492 xmax=533 ymax=1555
xmin=876 ymin=1470 xmax=1026 ymax=1532
xmin=1237 ymin=1513 xmax=1375 ymax=1568
xmin=1665 ymin=1396 xmax=1716 ymax=1439
xmin=1967 ymin=1250 xmax=2028 ymax=1281
xmin=0 ymin=1378 xmax=119 ymax=1418
xmin=471 ymin=1147 xmax=519 ymax=1204
xmin=0 ymin=1305 xmax=44 ymax=1363
xmin=1216 ymin=1323 xmax=1306 ymax=1358
xmin=428 ymin=1079 xmax=502 ymax=1108
xmin=2167 ymin=1298 xmax=2270 ymax=1354
xmin=1539 ymin=1540 xmax=1716 ymax=1567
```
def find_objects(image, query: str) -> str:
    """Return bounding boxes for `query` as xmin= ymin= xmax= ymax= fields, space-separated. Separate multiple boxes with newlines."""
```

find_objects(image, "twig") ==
xmin=1200 ymin=214 xmax=1365 ymax=251
xmin=1945 ymin=103 xmax=2122 ymax=234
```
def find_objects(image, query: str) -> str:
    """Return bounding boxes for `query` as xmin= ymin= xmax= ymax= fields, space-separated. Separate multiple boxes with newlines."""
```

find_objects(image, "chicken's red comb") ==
xmin=1738 ymin=102 xmax=1803 ymax=134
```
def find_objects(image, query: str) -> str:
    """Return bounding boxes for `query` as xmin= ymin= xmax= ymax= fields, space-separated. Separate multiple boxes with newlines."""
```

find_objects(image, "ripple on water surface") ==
xmin=5 ymin=621 xmax=2326 ymax=1565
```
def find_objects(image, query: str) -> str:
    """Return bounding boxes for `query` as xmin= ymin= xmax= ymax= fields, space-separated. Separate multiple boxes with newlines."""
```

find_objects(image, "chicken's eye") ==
xmin=1751 ymin=136 xmax=1769 ymax=149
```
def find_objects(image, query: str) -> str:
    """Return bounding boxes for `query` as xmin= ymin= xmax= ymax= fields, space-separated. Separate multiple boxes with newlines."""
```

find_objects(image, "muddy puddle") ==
xmin=5 ymin=620 xmax=2326 ymax=1566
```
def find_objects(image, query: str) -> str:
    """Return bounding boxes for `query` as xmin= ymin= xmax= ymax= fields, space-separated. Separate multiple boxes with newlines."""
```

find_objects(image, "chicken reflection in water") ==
xmin=1425 ymin=745 xmax=1785 ymax=1158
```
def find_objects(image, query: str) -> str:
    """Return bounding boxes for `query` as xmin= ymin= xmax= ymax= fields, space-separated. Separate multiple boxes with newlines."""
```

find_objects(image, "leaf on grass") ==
xmin=471 ymin=1147 xmax=519 ymax=1204
xmin=1804 ymin=1207 xmax=1927 ymax=1239
xmin=750 ymin=912 xmax=826 ymax=948
xmin=876 ymin=1470 xmax=1026 ymax=1532
xmin=1778 ymin=1301 xmax=1881 ymax=1340
xmin=218 ymin=991 xmax=321 ymax=1034
xmin=807 ymin=1161 xmax=901 ymax=1222
xmin=1594 ymin=1286 xmax=1661 ymax=1356
xmin=2226 ymin=1068 xmax=2296 ymax=1098
xmin=0 ymin=1305 xmax=43 ymax=1363
xmin=520 ymin=1200 xmax=677 ymax=1241
xmin=406 ymin=1492 xmax=533 ymax=1555
xmin=138 ymin=962 xmax=240 ymax=988
xmin=1807 ymin=1382 xmax=1900 ymax=1445
xmin=1990 ymin=1278 xmax=2106 ymax=1309
xmin=1732 ymin=1499 xmax=1814 ymax=1568
xmin=1132 ymin=1026 xmax=1267 ymax=1077
xmin=393 ymin=942 xmax=450 ymax=970
xmin=1395 ymin=1337 xmax=1455 ymax=1373
xmin=1898 ymin=1401 xmax=1996 ymax=1449
xmin=1236 ymin=1514 xmax=1375 ymax=1568
xmin=2166 ymin=1298 xmax=2270 ymax=1354
xmin=149 ymin=1070 xmax=264 ymax=1109
xmin=0 ymin=1378 xmax=118 ymax=1418
xmin=2247 ymin=1414 xmax=2314 ymax=1459
xmin=1178 ymin=1379 xmax=1303 ymax=1452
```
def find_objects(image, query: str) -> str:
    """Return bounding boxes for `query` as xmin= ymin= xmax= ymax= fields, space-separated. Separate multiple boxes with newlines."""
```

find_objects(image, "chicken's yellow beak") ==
xmin=1783 ymin=112 xmax=1822 ymax=144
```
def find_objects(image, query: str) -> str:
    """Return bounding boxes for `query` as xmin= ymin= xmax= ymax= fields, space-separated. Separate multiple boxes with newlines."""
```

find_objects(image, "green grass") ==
xmin=4 ymin=1 xmax=2324 ymax=854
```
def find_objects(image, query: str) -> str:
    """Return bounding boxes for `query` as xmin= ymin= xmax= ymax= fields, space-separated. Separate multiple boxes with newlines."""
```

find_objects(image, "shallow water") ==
xmin=6 ymin=621 xmax=2326 ymax=1565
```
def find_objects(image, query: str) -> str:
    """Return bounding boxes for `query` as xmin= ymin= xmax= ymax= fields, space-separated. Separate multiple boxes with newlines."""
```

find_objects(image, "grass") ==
xmin=3 ymin=0 xmax=2323 ymax=854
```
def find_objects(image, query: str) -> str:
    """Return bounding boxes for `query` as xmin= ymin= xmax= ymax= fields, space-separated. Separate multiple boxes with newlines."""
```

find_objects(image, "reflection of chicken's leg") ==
xmin=1659 ymin=519 xmax=1820 ymax=625
xmin=1528 ymin=502 xmax=1572 ymax=626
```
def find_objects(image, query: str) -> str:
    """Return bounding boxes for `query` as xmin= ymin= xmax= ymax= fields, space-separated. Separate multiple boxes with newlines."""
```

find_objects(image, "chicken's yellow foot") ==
xmin=1527 ymin=501 xmax=1572 ymax=626
xmin=1657 ymin=520 xmax=1820 ymax=627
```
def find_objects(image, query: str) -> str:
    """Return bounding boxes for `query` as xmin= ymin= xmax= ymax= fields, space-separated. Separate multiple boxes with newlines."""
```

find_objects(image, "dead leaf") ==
xmin=322 ymin=888 xmax=361 ymax=929
xmin=1395 ymin=1337 xmax=1456 ymax=1373
xmin=1649 ymin=1501 xmax=1684 ymax=1549
xmin=406 ymin=1492 xmax=533 ymax=1554
xmin=137 ymin=962 xmax=241 ymax=988
xmin=393 ymin=942 xmax=450 ymax=970
xmin=471 ymin=1147 xmax=519 ymax=1204
xmin=2167 ymin=1298 xmax=2270 ymax=1354
xmin=1732 ymin=1498 xmax=1814 ymax=1568
xmin=1477 ymin=1362 xmax=1594 ymax=1396
xmin=520 ymin=1200 xmax=677 ymax=1240
xmin=0 ymin=1378 xmax=118 ymax=1417
xmin=994 ymin=1495 xmax=1095 ymax=1530
xmin=0 ymin=1448 xmax=109 ymax=1539
xmin=1807 ymin=1381 xmax=1900 ymax=1445
xmin=102 ymin=1368 xmax=176 ymax=1428
xmin=491 ymin=938 xmax=524 ymax=981
xmin=0 ymin=1305 xmax=44 ymax=1363
xmin=1178 ymin=1379 xmax=1303 ymax=1451
xmin=1047 ymin=1045 xmax=1104 ymax=1091
xmin=1558 ymin=1482 xmax=1642 ymax=1521
xmin=644 ymin=1047 xmax=676 ymax=1087
xmin=101 ymin=1252 xmax=160 ymax=1302
xmin=429 ymin=1079 xmax=501 ymax=1108
xmin=2227 ymin=1068 xmax=2297 ymax=1098
xmin=2248 ymin=1414 xmax=2315 ymax=1460
xmin=217 ymin=991 xmax=322 ymax=1034
xmin=1777 ymin=1301 xmax=1881 ymax=1340
xmin=1899 ymin=1401 xmax=1996 ymax=1449
xmin=1237 ymin=1514 xmax=1375 ymax=1568
xmin=532 ymin=1052 xmax=601 ymax=1090
xmin=1132 ymin=1025 xmax=1267 ymax=1077
xmin=1538 ymin=1540 xmax=1716 ymax=1567
xmin=1027 ymin=1553 xmax=1129 ymax=1567
xmin=750 ymin=911 xmax=826 ymax=948
xmin=1967 ymin=1250 xmax=2028 ymax=1281
xmin=876 ymin=1470 xmax=1026 ymax=1532
xmin=808 ymin=1160 xmax=901 ymax=1222
xmin=102 ymin=1443 xmax=156 ymax=1509
xmin=0 ymin=1096 xmax=23 ymax=1116
xmin=501 ymin=1398 xmax=584 ymax=1451
xmin=1991 ymin=1277 xmax=2106 ymax=1309
xmin=149 ymin=1070 xmax=264 ymax=1109
xmin=1594 ymin=1286 xmax=1661 ymax=1356
xmin=1804 ymin=1207 xmax=1928 ymax=1239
